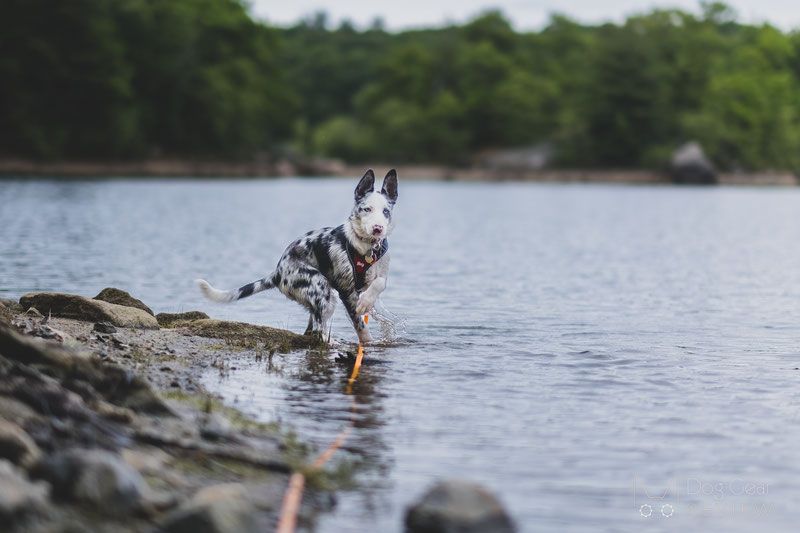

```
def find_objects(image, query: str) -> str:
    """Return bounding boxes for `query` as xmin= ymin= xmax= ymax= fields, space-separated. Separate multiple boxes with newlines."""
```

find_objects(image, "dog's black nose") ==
xmin=372 ymin=225 xmax=384 ymax=235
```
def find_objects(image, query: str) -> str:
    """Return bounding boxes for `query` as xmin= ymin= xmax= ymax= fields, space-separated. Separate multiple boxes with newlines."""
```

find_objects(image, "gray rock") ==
xmin=0 ymin=303 xmax=12 ymax=325
xmin=199 ymin=412 xmax=234 ymax=442
xmin=161 ymin=483 xmax=258 ymax=533
xmin=19 ymin=293 xmax=159 ymax=329
xmin=0 ymin=298 xmax=23 ymax=313
xmin=93 ymin=287 xmax=154 ymax=316
xmin=405 ymin=479 xmax=515 ymax=533
xmin=0 ymin=459 xmax=49 ymax=517
xmin=670 ymin=141 xmax=717 ymax=184
xmin=0 ymin=323 xmax=172 ymax=415
xmin=0 ymin=397 xmax=43 ymax=426
xmin=156 ymin=311 xmax=211 ymax=328
xmin=0 ymin=420 xmax=41 ymax=469
xmin=92 ymin=322 xmax=117 ymax=334
xmin=42 ymin=449 xmax=146 ymax=513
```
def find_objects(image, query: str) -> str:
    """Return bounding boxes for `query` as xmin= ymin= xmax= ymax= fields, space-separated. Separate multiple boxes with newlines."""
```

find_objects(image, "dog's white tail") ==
xmin=195 ymin=274 xmax=276 ymax=304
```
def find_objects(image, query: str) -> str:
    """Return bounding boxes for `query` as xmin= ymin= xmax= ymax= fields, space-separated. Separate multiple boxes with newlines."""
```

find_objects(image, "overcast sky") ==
xmin=250 ymin=0 xmax=800 ymax=31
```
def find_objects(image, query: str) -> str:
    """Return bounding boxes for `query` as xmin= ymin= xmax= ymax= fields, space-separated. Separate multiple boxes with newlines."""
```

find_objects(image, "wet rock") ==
xmin=156 ymin=311 xmax=210 ymax=328
xmin=670 ymin=141 xmax=717 ymax=184
xmin=161 ymin=483 xmax=258 ymax=533
xmin=0 ymin=420 xmax=41 ymax=469
xmin=93 ymin=288 xmax=154 ymax=316
xmin=405 ymin=479 xmax=516 ymax=533
xmin=0 ymin=459 xmax=49 ymax=517
xmin=19 ymin=293 xmax=159 ymax=329
xmin=93 ymin=322 xmax=117 ymax=334
xmin=40 ymin=449 xmax=146 ymax=513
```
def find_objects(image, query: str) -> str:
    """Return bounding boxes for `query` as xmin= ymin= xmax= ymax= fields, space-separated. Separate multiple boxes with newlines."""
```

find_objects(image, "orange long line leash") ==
xmin=275 ymin=316 xmax=367 ymax=533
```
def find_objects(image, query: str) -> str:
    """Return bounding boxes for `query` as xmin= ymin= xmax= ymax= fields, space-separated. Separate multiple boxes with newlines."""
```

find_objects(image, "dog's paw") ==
xmin=356 ymin=294 xmax=375 ymax=315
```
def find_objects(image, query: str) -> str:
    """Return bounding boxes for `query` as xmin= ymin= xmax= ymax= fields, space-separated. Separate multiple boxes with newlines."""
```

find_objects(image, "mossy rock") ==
xmin=156 ymin=311 xmax=210 ymax=328
xmin=93 ymin=288 xmax=154 ymax=316
xmin=19 ymin=293 xmax=159 ymax=329
xmin=177 ymin=319 xmax=320 ymax=351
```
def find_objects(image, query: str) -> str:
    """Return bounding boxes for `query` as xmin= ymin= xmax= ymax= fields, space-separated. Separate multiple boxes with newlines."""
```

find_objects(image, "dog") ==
xmin=196 ymin=169 xmax=398 ymax=344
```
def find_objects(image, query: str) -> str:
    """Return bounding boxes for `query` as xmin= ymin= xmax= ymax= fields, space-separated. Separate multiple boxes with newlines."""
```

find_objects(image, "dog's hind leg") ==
xmin=278 ymin=266 xmax=334 ymax=338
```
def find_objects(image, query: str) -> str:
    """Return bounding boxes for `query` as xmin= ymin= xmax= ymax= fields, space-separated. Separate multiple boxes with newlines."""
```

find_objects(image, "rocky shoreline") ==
xmin=0 ymin=288 xmax=518 ymax=533
xmin=0 ymin=158 xmax=797 ymax=186
xmin=0 ymin=289 xmax=334 ymax=533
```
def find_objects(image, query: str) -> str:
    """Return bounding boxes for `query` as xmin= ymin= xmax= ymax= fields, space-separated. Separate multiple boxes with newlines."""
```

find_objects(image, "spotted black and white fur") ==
xmin=195 ymin=169 xmax=398 ymax=344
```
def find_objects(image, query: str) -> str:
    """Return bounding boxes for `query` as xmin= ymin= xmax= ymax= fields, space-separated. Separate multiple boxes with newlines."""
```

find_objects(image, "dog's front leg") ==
xmin=356 ymin=276 xmax=386 ymax=316
xmin=342 ymin=291 xmax=373 ymax=344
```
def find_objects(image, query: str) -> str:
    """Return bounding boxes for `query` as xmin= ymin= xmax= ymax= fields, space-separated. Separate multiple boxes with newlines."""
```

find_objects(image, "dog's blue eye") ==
xmin=383 ymin=209 xmax=390 ymax=217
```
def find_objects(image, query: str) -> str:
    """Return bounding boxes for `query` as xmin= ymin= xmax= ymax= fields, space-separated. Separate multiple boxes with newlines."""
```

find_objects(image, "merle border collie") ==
xmin=196 ymin=169 xmax=398 ymax=344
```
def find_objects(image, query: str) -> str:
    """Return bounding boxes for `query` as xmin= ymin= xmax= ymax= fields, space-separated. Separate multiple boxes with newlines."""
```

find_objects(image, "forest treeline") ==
xmin=1 ymin=0 xmax=799 ymax=171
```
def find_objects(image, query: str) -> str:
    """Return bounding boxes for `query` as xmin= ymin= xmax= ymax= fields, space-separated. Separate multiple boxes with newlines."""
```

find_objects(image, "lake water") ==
xmin=2 ymin=178 xmax=800 ymax=532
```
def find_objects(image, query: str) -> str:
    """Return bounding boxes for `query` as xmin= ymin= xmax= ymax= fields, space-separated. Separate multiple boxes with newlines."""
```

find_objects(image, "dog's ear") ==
xmin=355 ymin=169 xmax=375 ymax=201
xmin=381 ymin=169 xmax=398 ymax=204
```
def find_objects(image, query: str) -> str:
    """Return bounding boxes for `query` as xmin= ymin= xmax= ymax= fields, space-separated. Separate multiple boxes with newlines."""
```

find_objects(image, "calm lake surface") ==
xmin=2 ymin=178 xmax=800 ymax=532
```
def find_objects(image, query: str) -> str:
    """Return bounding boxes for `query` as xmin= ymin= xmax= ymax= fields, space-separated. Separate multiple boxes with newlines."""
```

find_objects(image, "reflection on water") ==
xmin=2 ymin=178 xmax=800 ymax=532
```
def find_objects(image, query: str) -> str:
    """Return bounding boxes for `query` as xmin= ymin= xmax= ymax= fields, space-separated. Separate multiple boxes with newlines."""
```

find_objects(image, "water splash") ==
xmin=371 ymin=297 xmax=406 ymax=343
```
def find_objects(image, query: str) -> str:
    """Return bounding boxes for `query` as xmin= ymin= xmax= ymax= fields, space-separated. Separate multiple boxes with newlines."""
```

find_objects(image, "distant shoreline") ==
xmin=0 ymin=158 xmax=797 ymax=186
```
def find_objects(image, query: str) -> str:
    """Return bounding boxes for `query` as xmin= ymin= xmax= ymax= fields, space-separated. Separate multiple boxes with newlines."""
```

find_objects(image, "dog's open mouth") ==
xmin=372 ymin=228 xmax=383 ymax=236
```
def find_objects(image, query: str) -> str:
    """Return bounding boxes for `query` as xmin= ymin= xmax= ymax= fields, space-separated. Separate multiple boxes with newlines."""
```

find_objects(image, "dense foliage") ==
xmin=1 ymin=1 xmax=799 ymax=170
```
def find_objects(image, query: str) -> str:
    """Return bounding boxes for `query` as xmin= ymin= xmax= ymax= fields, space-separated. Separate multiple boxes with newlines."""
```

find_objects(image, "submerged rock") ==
xmin=156 ymin=311 xmax=210 ymax=328
xmin=161 ymin=483 xmax=258 ymax=533
xmin=670 ymin=141 xmax=717 ymax=184
xmin=405 ymin=479 xmax=515 ymax=533
xmin=93 ymin=288 xmax=154 ymax=316
xmin=19 ymin=293 xmax=158 ymax=329
xmin=0 ymin=459 xmax=49 ymax=518
xmin=40 ymin=449 xmax=146 ymax=513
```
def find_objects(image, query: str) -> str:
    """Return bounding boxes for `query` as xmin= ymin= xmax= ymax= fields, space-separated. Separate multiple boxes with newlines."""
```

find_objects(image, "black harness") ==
xmin=347 ymin=239 xmax=388 ymax=291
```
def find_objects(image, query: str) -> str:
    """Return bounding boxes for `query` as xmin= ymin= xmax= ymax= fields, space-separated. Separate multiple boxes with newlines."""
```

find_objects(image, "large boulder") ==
xmin=161 ymin=483 xmax=259 ymax=533
xmin=670 ymin=141 xmax=717 ymax=184
xmin=405 ymin=479 xmax=515 ymax=533
xmin=19 ymin=293 xmax=158 ymax=329
xmin=93 ymin=288 xmax=154 ymax=316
